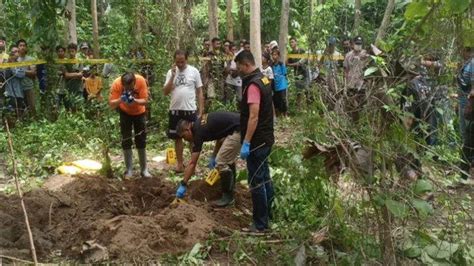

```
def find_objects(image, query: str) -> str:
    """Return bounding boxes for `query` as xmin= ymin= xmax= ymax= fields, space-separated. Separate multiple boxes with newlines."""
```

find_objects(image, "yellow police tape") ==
xmin=0 ymin=55 xmax=458 ymax=69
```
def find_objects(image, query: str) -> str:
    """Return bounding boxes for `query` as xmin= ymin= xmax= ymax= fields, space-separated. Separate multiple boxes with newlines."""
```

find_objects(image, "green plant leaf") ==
xmin=425 ymin=241 xmax=459 ymax=260
xmin=411 ymin=199 xmax=434 ymax=217
xmin=444 ymin=0 xmax=470 ymax=14
xmin=364 ymin=66 xmax=379 ymax=77
xmin=402 ymin=238 xmax=422 ymax=258
xmin=189 ymin=243 xmax=202 ymax=257
xmin=414 ymin=179 xmax=433 ymax=195
xmin=404 ymin=1 xmax=429 ymax=20
xmin=385 ymin=199 xmax=409 ymax=218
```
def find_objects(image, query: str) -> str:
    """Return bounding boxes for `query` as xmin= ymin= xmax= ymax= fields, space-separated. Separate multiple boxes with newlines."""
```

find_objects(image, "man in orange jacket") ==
xmin=109 ymin=72 xmax=152 ymax=178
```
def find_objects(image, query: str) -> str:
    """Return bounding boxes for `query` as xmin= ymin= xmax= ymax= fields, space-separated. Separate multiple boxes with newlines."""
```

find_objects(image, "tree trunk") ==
xmin=226 ymin=0 xmax=234 ymax=41
xmin=66 ymin=0 xmax=78 ymax=44
xmin=91 ymin=0 xmax=100 ymax=58
xmin=238 ymin=0 xmax=245 ymax=39
xmin=208 ymin=0 xmax=219 ymax=39
xmin=171 ymin=0 xmax=182 ymax=49
xmin=353 ymin=0 xmax=362 ymax=35
xmin=375 ymin=0 xmax=395 ymax=44
xmin=135 ymin=2 xmax=143 ymax=47
xmin=250 ymin=0 xmax=261 ymax=67
xmin=278 ymin=0 xmax=290 ymax=62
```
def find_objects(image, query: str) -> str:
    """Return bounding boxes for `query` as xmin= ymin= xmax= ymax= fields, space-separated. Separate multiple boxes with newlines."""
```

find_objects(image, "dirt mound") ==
xmin=0 ymin=175 xmax=251 ymax=263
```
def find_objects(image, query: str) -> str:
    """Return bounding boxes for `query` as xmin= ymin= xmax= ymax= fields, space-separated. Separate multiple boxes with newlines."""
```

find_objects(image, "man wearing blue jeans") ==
xmin=235 ymin=50 xmax=275 ymax=233
xmin=457 ymin=47 xmax=473 ymax=141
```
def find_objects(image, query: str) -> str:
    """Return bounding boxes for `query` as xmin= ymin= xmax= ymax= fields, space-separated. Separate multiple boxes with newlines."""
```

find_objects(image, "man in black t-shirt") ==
xmin=175 ymin=111 xmax=241 ymax=207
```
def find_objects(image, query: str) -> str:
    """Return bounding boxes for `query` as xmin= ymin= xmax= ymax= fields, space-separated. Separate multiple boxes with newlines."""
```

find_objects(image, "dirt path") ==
xmin=0 ymin=174 xmax=251 ymax=263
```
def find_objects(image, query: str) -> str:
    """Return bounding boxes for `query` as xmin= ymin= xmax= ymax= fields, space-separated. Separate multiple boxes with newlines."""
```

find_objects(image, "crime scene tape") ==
xmin=0 ymin=58 xmax=153 ymax=69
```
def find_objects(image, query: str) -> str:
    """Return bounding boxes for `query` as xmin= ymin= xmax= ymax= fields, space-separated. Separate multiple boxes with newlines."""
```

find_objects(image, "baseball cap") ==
xmin=269 ymin=40 xmax=278 ymax=50
xmin=80 ymin=42 xmax=89 ymax=49
xmin=353 ymin=36 xmax=363 ymax=45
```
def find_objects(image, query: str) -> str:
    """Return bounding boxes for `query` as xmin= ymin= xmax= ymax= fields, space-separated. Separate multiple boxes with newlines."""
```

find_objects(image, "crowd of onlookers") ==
xmin=0 ymin=34 xmax=472 ymax=181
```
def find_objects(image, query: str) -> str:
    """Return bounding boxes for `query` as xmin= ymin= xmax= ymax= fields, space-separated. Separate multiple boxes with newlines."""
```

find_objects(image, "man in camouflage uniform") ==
xmin=203 ymin=37 xmax=226 ymax=107
xmin=343 ymin=36 xmax=369 ymax=121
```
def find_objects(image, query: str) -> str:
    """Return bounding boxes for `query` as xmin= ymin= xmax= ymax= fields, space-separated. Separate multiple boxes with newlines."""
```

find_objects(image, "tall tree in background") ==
xmin=226 ymin=0 xmax=234 ymax=41
xmin=375 ymin=0 xmax=395 ymax=44
xmin=353 ymin=0 xmax=362 ymax=35
xmin=91 ymin=0 xmax=100 ymax=57
xmin=208 ymin=0 xmax=219 ymax=39
xmin=250 ymin=0 xmax=261 ymax=67
xmin=238 ymin=0 xmax=245 ymax=39
xmin=66 ymin=0 xmax=77 ymax=44
xmin=278 ymin=0 xmax=290 ymax=62
xmin=171 ymin=0 xmax=183 ymax=49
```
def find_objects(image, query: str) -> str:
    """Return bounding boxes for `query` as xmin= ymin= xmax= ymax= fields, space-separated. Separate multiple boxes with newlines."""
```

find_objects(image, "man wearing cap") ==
xmin=174 ymin=111 xmax=241 ymax=207
xmin=109 ymin=72 xmax=152 ymax=178
xmin=320 ymin=36 xmax=342 ymax=92
xmin=343 ymin=36 xmax=369 ymax=121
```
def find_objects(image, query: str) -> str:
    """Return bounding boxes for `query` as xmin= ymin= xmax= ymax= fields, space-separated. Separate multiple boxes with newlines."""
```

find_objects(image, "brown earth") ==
xmin=0 ymin=174 xmax=252 ymax=263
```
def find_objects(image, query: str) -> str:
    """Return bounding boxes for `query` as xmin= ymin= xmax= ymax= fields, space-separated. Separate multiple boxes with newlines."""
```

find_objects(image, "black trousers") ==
xmin=119 ymin=110 xmax=147 ymax=149
xmin=461 ymin=120 xmax=474 ymax=179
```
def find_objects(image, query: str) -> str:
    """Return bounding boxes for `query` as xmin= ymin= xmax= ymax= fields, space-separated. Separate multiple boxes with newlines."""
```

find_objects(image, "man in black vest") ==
xmin=235 ymin=50 xmax=275 ymax=233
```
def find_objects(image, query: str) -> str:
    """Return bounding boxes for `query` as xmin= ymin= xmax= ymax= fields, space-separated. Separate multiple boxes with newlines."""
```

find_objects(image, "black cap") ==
xmin=353 ymin=36 xmax=363 ymax=45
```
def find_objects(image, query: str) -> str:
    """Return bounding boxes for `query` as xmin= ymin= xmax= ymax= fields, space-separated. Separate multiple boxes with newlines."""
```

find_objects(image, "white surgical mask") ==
xmin=354 ymin=44 xmax=362 ymax=51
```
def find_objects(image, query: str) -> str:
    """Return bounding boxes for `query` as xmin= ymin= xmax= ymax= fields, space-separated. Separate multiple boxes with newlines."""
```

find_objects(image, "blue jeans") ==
xmin=246 ymin=146 xmax=274 ymax=230
xmin=459 ymin=90 xmax=469 ymax=142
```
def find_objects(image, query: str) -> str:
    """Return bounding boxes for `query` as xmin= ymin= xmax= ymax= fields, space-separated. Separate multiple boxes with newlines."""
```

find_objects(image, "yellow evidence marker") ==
xmin=205 ymin=168 xmax=221 ymax=186
xmin=166 ymin=148 xmax=177 ymax=165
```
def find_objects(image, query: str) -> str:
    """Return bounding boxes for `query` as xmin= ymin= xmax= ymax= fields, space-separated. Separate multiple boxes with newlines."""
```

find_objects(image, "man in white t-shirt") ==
xmin=224 ymin=43 xmax=242 ymax=105
xmin=163 ymin=50 xmax=204 ymax=172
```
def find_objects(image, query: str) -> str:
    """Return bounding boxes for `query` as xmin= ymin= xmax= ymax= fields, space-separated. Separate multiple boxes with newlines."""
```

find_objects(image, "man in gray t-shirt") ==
xmin=16 ymin=39 xmax=36 ymax=114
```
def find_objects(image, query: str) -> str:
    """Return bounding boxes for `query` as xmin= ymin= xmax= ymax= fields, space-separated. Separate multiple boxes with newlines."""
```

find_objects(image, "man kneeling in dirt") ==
xmin=175 ymin=111 xmax=241 ymax=207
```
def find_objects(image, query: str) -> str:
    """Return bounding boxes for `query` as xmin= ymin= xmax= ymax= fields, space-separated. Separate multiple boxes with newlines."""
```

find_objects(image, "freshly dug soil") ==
xmin=0 ymin=174 xmax=251 ymax=263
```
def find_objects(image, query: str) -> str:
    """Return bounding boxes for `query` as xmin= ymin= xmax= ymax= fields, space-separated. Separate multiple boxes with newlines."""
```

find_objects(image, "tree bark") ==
xmin=208 ymin=0 xmax=219 ymax=39
xmin=66 ymin=0 xmax=78 ymax=44
xmin=353 ymin=0 xmax=362 ymax=35
xmin=226 ymin=0 xmax=234 ymax=41
xmin=375 ymin=0 xmax=395 ymax=44
xmin=171 ymin=0 xmax=182 ymax=49
xmin=250 ymin=0 xmax=261 ymax=67
xmin=278 ymin=0 xmax=290 ymax=62
xmin=238 ymin=0 xmax=245 ymax=39
xmin=91 ymin=0 xmax=100 ymax=57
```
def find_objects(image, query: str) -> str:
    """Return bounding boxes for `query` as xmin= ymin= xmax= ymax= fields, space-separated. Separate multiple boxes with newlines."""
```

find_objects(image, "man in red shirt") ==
xmin=109 ymin=72 xmax=152 ymax=178
xmin=235 ymin=50 xmax=275 ymax=234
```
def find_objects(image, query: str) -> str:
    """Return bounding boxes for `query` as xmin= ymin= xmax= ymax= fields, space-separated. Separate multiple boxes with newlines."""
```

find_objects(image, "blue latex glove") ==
xmin=176 ymin=183 xmax=187 ymax=199
xmin=208 ymin=156 xmax=217 ymax=169
xmin=240 ymin=141 xmax=251 ymax=159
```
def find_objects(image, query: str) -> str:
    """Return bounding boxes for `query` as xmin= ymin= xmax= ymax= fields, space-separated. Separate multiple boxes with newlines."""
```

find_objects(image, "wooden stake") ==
xmin=5 ymin=121 xmax=38 ymax=265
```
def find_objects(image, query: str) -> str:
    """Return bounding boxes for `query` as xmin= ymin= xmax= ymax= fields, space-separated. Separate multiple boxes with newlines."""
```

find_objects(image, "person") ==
xmin=201 ymin=38 xmax=210 ymax=57
xmin=264 ymin=43 xmax=271 ymax=55
xmin=64 ymin=43 xmax=84 ymax=110
xmin=175 ymin=111 xmax=241 ymax=207
xmin=163 ymin=50 xmax=204 ymax=173
xmin=224 ymin=43 xmax=242 ymax=105
xmin=203 ymin=37 xmax=225 ymax=104
xmin=84 ymin=65 xmax=103 ymax=101
xmin=235 ymin=50 xmax=275 ymax=233
xmin=55 ymin=45 xmax=69 ymax=110
xmin=4 ymin=46 xmax=25 ymax=117
xmin=16 ymin=39 xmax=37 ymax=115
xmin=342 ymin=37 xmax=352 ymax=55
xmin=109 ymin=72 xmax=152 ymax=178
xmin=243 ymin=41 xmax=251 ymax=52
xmin=239 ymin=39 xmax=247 ymax=53
xmin=320 ymin=36 xmax=342 ymax=92
xmin=271 ymin=49 xmax=289 ymax=117
xmin=269 ymin=40 xmax=278 ymax=53
xmin=79 ymin=42 xmax=91 ymax=59
xmin=261 ymin=53 xmax=274 ymax=80
xmin=0 ymin=36 xmax=8 ymax=63
xmin=287 ymin=37 xmax=310 ymax=109
xmin=460 ymin=88 xmax=474 ymax=182
xmin=343 ymin=36 xmax=370 ymax=121
xmin=457 ymin=47 xmax=473 ymax=141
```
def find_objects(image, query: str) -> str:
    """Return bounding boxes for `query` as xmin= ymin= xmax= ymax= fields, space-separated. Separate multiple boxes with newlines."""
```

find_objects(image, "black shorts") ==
xmin=273 ymin=90 xmax=288 ymax=113
xmin=167 ymin=110 xmax=197 ymax=139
